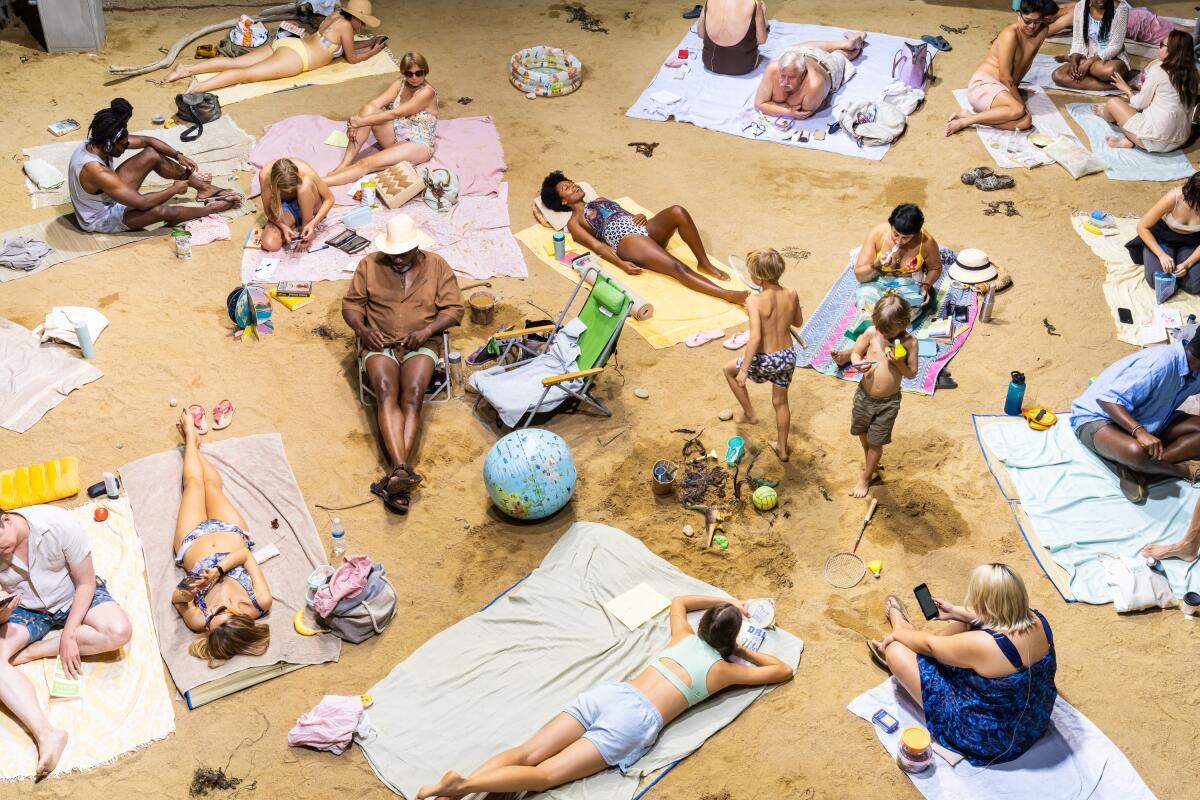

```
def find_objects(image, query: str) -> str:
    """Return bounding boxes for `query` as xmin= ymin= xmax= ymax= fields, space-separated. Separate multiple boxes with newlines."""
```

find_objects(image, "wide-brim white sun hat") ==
xmin=948 ymin=248 xmax=997 ymax=284
xmin=374 ymin=214 xmax=434 ymax=254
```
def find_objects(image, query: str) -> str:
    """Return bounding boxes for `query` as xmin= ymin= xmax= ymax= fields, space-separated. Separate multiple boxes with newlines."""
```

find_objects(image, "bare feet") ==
xmin=727 ymin=289 xmax=751 ymax=305
xmin=945 ymin=110 xmax=971 ymax=137
xmin=195 ymin=184 xmax=222 ymax=199
xmin=849 ymin=477 xmax=871 ymax=498
xmin=1053 ymin=54 xmax=1069 ymax=63
xmin=831 ymin=349 xmax=851 ymax=367
xmin=769 ymin=440 xmax=789 ymax=462
xmin=11 ymin=631 xmax=60 ymax=666
xmin=1141 ymin=540 xmax=1200 ymax=563
xmin=178 ymin=408 xmax=197 ymax=444
xmin=1105 ymin=134 xmax=1134 ymax=149
xmin=698 ymin=259 xmax=731 ymax=281
xmin=844 ymin=30 xmax=868 ymax=57
xmin=416 ymin=771 xmax=465 ymax=799
xmin=1091 ymin=103 xmax=1106 ymax=116
xmin=185 ymin=78 xmax=202 ymax=93
xmin=734 ymin=410 xmax=758 ymax=424
xmin=35 ymin=729 xmax=68 ymax=779
xmin=164 ymin=62 xmax=192 ymax=83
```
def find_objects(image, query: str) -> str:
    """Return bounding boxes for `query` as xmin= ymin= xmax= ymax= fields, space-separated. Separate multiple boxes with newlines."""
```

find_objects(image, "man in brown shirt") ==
xmin=342 ymin=215 xmax=464 ymax=512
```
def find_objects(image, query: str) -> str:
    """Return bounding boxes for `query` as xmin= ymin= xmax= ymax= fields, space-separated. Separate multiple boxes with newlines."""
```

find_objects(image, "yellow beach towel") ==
xmin=200 ymin=48 xmax=400 ymax=105
xmin=0 ymin=497 xmax=174 ymax=780
xmin=515 ymin=198 xmax=748 ymax=349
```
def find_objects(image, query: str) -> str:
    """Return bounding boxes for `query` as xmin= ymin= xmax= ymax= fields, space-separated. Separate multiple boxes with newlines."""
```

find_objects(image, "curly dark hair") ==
xmin=540 ymin=170 xmax=571 ymax=213
xmin=888 ymin=203 xmax=925 ymax=236
xmin=697 ymin=603 xmax=742 ymax=659
xmin=88 ymin=97 xmax=133 ymax=149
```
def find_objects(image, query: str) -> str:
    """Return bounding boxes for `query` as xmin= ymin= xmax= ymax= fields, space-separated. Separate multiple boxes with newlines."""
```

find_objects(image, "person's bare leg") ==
xmin=770 ymin=384 xmax=791 ymax=462
xmin=1053 ymin=59 xmax=1127 ymax=91
xmin=260 ymin=210 xmax=297 ymax=252
xmin=881 ymin=640 xmax=923 ymax=704
xmin=797 ymin=32 xmax=867 ymax=59
xmin=186 ymin=48 xmax=306 ymax=93
xmin=419 ymin=738 xmax=608 ymax=798
xmin=175 ymin=408 xmax=209 ymax=548
xmin=1142 ymin=492 xmax=1200 ymax=561
xmin=619 ymin=237 xmax=748 ymax=304
xmin=196 ymin=450 xmax=250 ymax=530
xmin=397 ymin=355 xmax=434 ymax=470
xmin=644 ymin=205 xmax=728 ymax=280
xmin=723 ymin=359 xmax=758 ymax=423
xmin=946 ymin=91 xmax=1031 ymax=135
xmin=164 ymin=46 xmax=274 ymax=83
xmin=365 ymin=355 xmax=407 ymax=468
xmin=1090 ymin=425 xmax=1191 ymax=479
xmin=122 ymin=196 xmax=237 ymax=230
xmin=331 ymin=102 xmax=395 ymax=174
xmin=13 ymin=603 xmax=132 ymax=665
xmin=851 ymin=435 xmax=882 ymax=498
xmin=114 ymin=147 xmax=221 ymax=198
xmin=0 ymin=624 xmax=67 ymax=778
xmin=325 ymin=142 xmax=433 ymax=187
xmin=457 ymin=713 xmax=587 ymax=782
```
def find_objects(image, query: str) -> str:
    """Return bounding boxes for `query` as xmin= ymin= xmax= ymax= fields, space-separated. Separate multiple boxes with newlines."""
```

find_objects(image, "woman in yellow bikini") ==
xmin=164 ymin=0 xmax=386 ymax=93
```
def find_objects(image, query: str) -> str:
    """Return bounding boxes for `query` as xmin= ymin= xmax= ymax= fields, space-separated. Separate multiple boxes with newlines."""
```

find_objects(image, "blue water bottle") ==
xmin=1005 ymin=371 xmax=1026 ymax=416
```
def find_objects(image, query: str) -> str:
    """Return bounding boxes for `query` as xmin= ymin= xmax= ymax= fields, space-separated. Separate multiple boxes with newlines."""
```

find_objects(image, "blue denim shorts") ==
xmin=563 ymin=682 xmax=664 ymax=774
xmin=7 ymin=576 xmax=114 ymax=642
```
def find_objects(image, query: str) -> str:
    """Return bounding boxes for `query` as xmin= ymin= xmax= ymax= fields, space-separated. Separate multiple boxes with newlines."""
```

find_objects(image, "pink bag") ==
xmin=892 ymin=42 xmax=930 ymax=90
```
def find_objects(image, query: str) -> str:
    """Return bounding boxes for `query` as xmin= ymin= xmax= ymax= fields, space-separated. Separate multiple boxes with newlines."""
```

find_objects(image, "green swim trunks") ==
xmin=360 ymin=346 xmax=442 ymax=372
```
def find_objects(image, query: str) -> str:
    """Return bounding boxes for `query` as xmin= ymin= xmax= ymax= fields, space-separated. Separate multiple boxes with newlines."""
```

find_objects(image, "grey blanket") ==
xmin=357 ymin=522 xmax=804 ymax=799
xmin=0 ymin=318 xmax=102 ymax=433
xmin=119 ymin=433 xmax=340 ymax=697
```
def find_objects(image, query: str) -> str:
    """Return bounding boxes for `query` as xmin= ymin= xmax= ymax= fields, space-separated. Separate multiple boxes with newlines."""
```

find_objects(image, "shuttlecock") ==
xmin=867 ymin=560 xmax=883 ymax=578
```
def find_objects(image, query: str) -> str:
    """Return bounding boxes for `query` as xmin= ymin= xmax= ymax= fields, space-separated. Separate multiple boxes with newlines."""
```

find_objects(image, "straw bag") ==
xmin=377 ymin=162 xmax=424 ymax=208
xmin=315 ymin=565 xmax=398 ymax=643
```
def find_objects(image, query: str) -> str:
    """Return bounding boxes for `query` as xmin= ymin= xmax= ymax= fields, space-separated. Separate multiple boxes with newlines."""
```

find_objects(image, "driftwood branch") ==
xmin=109 ymin=3 xmax=304 ymax=76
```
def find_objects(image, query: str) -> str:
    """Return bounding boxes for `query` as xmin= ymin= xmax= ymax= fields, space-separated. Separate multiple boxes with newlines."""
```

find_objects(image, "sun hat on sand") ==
xmin=949 ymin=248 xmax=997 ymax=285
xmin=341 ymin=0 xmax=380 ymax=27
xmin=374 ymin=215 xmax=434 ymax=254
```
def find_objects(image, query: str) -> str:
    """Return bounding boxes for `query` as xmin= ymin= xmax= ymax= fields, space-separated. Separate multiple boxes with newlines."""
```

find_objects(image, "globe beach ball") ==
xmin=483 ymin=428 xmax=576 ymax=520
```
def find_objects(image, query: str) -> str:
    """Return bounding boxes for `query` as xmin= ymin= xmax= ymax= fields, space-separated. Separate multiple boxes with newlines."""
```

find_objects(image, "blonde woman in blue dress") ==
xmin=325 ymin=52 xmax=438 ymax=187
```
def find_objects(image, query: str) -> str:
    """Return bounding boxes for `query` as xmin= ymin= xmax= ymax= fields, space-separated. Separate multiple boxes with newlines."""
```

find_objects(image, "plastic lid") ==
xmin=1011 ymin=371 xmax=1025 ymax=385
xmin=448 ymin=351 xmax=462 ymax=363
xmin=901 ymin=726 xmax=931 ymax=752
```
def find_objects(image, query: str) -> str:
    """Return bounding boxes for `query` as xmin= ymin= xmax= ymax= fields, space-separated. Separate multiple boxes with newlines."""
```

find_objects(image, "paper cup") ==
xmin=1183 ymin=591 xmax=1200 ymax=617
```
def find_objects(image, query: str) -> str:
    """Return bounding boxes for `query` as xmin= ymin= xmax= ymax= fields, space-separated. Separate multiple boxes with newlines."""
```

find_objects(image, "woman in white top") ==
xmin=1052 ymin=0 xmax=1130 ymax=92
xmin=1132 ymin=174 xmax=1200 ymax=293
xmin=1096 ymin=30 xmax=1198 ymax=152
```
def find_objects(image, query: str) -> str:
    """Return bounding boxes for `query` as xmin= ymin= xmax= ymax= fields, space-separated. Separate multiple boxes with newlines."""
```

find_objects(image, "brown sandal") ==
xmin=385 ymin=463 xmax=423 ymax=494
xmin=867 ymin=639 xmax=891 ymax=672
xmin=884 ymin=594 xmax=913 ymax=626
xmin=370 ymin=480 xmax=410 ymax=515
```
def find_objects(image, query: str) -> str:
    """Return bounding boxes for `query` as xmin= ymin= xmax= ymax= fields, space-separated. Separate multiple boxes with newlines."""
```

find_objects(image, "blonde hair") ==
xmin=872 ymin=293 xmax=911 ymax=336
xmin=400 ymin=51 xmax=430 ymax=75
xmin=267 ymin=159 xmax=301 ymax=222
xmin=963 ymin=563 xmax=1037 ymax=635
xmin=747 ymin=248 xmax=785 ymax=284
xmin=189 ymin=615 xmax=271 ymax=668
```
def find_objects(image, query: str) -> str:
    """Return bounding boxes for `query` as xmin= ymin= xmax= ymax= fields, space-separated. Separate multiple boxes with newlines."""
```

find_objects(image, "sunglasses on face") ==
xmin=1018 ymin=14 xmax=1047 ymax=28
xmin=404 ymin=69 xmax=426 ymax=77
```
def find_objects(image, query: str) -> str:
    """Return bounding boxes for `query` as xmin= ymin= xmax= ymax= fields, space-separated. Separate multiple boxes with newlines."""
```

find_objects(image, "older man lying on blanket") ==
xmin=0 ymin=505 xmax=132 ymax=778
xmin=1072 ymin=337 xmax=1200 ymax=503
xmin=754 ymin=31 xmax=867 ymax=119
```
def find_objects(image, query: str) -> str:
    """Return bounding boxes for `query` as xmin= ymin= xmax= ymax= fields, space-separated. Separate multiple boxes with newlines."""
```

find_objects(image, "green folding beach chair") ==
xmin=470 ymin=266 xmax=633 ymax=433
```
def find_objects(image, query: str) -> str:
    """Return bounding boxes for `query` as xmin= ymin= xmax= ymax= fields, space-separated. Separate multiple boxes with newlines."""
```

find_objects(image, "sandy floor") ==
xmin=3 ymin=0 xmax=1199 ymax=797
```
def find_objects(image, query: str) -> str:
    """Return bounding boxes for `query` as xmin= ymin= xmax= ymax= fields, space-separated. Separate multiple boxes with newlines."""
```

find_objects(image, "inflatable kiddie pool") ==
xmin=510 ymin=45 xmax=582 ymax=97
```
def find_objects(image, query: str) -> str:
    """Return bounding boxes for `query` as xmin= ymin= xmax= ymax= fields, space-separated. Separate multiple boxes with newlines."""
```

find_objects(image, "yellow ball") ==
xmin=752 ymin=485 xmax=778 ymax=511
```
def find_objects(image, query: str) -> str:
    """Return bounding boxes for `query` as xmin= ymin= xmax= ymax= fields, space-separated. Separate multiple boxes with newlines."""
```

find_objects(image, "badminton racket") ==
xmin=824 ymin=497 xmax=879 ymax=588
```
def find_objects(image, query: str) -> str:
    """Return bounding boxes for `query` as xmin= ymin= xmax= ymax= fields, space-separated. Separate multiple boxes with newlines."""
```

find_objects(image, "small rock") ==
xmin=116 ymin=443 xmax=124 ymax=449
xmin=633 ymin=388 xmax=649 ymax=399
xmin=718 ymin=409 xmax=733 ymax=421
xmin=682 ymin=524 xmax=694 ymax=538
xmin=169 ymin=398 xmax=179 ymax=407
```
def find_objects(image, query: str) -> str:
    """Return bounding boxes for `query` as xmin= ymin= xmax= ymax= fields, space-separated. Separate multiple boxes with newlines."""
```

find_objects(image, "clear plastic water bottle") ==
xmin=448 ymin=351 xmax=465 ymax=399
xmin=330 ymin=517 xmax=346 ymax=560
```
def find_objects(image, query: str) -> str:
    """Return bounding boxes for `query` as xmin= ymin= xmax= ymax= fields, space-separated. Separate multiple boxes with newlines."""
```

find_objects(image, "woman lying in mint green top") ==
xmin=416 ymin=595 xmax=793 ymax=799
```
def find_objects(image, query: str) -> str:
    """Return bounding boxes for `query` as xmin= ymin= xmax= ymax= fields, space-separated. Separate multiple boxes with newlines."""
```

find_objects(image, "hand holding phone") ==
xmin=913 ymin=583 xmax=938 ymax=621
xmin=0 ymin=594 xmax=18 ymax=610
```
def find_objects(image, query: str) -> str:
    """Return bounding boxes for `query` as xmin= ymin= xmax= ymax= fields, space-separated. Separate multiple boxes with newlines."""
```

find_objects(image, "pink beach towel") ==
xmin=288 ymin=694 xmax=365 ymax=755
xmin=249 ymin=115 xmax=506 ymax=204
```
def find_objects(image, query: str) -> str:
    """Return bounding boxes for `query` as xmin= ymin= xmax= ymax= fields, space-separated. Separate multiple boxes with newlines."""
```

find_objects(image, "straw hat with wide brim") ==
xmin=948 ymin=248 xmax=998 ymax=285
xmin=341 ymin=0 xmax=380 ymax=28
xmin=374 ymin=214 xmax=434 ymax=254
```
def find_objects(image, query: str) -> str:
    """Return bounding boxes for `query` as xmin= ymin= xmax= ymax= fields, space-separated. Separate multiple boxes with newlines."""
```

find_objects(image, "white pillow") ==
xmin=532 ymin=181 xmax=597 ymax=230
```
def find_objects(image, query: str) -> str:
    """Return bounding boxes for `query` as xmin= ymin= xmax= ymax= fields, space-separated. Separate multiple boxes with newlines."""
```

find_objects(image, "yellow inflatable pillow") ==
xmin=0 ymin=457 xmax=80 ymax=508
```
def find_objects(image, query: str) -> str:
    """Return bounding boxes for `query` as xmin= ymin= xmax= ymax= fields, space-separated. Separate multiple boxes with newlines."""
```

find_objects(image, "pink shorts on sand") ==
xmin=967 ymin=70 xmax=1010 ymax=112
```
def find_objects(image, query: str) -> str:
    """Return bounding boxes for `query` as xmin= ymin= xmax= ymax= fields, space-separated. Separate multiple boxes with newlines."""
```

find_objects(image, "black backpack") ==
xmin=174 ymin=92 xmax=221 ymax=142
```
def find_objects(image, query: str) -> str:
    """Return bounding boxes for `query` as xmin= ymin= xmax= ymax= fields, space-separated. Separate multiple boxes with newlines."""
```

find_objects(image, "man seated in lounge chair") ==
xmin=69 ymin=98 xmax=239 ymax=233
xmin=753 ymin=31 xmax=867 ymax=119
xmin=0 ymin=505 xmax=133 ymax=778
xmin=1071 ymin=337 xmax=1200 ymax=503
xmin=341 ymin=215 xmax=463 ymax=514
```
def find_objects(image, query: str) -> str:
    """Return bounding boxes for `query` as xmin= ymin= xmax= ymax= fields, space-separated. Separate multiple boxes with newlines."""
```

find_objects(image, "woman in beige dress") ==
xmin=1095 ymin=30 xmax=1198 ymax=152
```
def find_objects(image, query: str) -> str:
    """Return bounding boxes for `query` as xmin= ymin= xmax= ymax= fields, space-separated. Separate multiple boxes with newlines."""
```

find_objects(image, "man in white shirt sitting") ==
xmin=0 ymin=505 xmax=132 ymax=778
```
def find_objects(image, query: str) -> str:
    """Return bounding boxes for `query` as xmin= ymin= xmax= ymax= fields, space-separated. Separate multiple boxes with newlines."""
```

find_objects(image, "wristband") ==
xmin=1130 ymin=424 xmax=1145 ymax=437
xmin=217 ymin=565 xmax=226 ymax=579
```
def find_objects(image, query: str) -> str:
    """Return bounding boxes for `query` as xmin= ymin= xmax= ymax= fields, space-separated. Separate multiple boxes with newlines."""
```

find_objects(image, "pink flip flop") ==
xmin=723 ymin=331 xmax=749 ymax=350
xmin=212 ymin=399 xmax=235 ymax=430
xmin=188 ymin=404 xmax=209 ymax=435
xmin=685 ymin=329 xmax=725 ymax=348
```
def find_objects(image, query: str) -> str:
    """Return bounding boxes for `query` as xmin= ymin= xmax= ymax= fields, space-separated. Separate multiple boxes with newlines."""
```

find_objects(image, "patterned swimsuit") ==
xmin=175 ymin=519 xmax=264 ymax=620
xmin=390 ymin=92 xmax=438 ymax=150
xmin=738 ymin=348 xmax=798 ymax=388
xmin=917 ymin=610 xmax=1057 ymax=765
xmin=584 ymin=198 xmax=648 ymax=251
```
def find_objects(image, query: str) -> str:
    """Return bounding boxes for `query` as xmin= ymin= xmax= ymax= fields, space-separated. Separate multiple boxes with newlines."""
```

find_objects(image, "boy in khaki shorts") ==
xmin=847 ymin=294 xmax=918 ymax=497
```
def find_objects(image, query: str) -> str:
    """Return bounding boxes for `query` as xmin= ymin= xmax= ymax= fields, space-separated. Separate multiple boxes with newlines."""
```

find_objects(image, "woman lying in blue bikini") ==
xmin=415 ymin=595 xmax=792 ymax=799
xmin=540 ymin=171 xmax=750 ymax=305
xmin=171 ymin=409 xmax=273 ymax=666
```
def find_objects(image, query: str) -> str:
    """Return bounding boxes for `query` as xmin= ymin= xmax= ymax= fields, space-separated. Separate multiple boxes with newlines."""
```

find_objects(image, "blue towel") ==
xmin=1066 ymin=103 xmax=1196 ymax=182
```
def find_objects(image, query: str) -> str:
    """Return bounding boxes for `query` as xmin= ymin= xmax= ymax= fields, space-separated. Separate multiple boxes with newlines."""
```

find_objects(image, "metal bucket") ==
xmin=651 ymin=459 xmax=677 ymax=496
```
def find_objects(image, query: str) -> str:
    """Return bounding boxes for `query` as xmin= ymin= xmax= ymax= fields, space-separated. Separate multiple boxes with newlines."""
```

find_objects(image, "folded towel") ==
xmin=0 ymin=236 xmax=53 ymax=271
xmin=22 ymin=158 xmax=65 ymax=190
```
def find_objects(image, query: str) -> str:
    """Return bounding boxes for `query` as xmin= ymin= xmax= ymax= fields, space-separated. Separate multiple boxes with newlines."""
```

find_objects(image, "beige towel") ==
xmin=199 ymin=48 xmax=400 ymax=105
xmin=0 ymin=318 xmax=102 ymax=433
xmin=119 ymin=433 xmax=340 ymax=701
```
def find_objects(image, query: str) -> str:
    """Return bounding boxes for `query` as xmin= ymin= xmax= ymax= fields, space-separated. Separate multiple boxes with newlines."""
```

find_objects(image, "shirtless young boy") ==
xmin=754 ymin=31 xmax=867 ymax=119
xmin=723 ymin=249 xmax=803 ymax=461
xmin=847 ymin=295 xmax=917 ymax=497
xmin=945 ymin=0 xmax=1062 ymax=136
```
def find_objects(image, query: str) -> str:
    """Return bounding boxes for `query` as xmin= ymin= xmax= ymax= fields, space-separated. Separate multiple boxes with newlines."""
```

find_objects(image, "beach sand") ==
xmin=1 ymin=0 xmax=1197 ymax=796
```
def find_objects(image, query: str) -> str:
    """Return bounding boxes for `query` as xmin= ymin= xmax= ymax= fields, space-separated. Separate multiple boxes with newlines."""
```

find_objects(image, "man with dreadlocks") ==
xmin=67 ymin=98 xmax=239 ymax=233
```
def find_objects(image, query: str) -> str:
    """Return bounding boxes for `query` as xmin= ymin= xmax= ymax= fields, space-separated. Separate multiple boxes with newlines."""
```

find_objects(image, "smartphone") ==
xmin=0 ymin=594 xmax=19 ymax=610
xmin=1117 ymin=307 xmax=1134 ymax=324
xmin=914 ymin=583 xmax=938 ymax=620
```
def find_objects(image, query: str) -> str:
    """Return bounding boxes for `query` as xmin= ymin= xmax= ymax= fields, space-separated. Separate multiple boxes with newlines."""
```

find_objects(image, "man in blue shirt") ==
xmin=1072 ymin=339 xmax=1200 ymax=502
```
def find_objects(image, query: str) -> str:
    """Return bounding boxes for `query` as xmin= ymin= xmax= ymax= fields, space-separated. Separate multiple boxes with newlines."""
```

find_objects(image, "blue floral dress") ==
xmin=917 ymin=610 xmax=1057 ymax=766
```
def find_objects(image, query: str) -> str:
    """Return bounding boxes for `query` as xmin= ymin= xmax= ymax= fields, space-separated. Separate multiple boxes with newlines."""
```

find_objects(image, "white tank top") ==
xmin=68 ymin=143 xmax=119 ymax=230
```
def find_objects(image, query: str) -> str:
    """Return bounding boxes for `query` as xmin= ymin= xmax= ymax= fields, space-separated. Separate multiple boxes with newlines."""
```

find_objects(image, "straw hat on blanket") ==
xmin=341 ymin=0 xmax=380 ymax=27
xmin=374 ymin=215 xmax=434 ymax=254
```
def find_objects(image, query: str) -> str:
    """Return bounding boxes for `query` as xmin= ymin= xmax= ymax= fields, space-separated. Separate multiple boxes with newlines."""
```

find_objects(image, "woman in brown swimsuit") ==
xmin=699 ymin=0 xmax=768 ymax=75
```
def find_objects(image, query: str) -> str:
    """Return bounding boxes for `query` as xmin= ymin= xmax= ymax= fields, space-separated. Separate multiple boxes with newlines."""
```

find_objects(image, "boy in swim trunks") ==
xmin=724 ymin=248 xmax=803 ymax=461
xmin=946 ymin=0 xmax=1062 ymax=136
xmin=847 ymin=294 xmax=917 ymax=497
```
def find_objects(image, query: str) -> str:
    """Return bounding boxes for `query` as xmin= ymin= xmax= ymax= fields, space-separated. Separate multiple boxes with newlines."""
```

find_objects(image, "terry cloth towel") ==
xmin=0 ymin=175 xmax=252 ymax=283
xmin=794 ymin=249 xmax=972 ymax=396
xmin=626 ymin=22 xmax=936 ymax=162
xmin=0 ymin=497 xmax=174 ymax=781
xmin=241 ymin=183 xmax=525 ymax=283
xmin=1021 ymin=53 xmax=1124 ymax=96
xmin=469 ymin=317 xmax=588 ymax=426
xmin=22 ymin=158 xmax=65 ymax=190
xmin=119 ymin=433 xmax=340 ymax=705
xmin=515 ymin=199 xmax=748 ymax=349
xmin=356 ymin=522 xmax=803 ymax=799
xmin=951 ymin=86 xmax=1074 ymax=169
xmin=848 ymin=678 xmax=1154 ymax=799
xmin=289 ymin=694 xmax=365 ymax=755
xmin=0 ymin=236 xmax=53 ymax=270
xmin=976 ymin=412 xmax=1200 ymax=603
xmin=247 ymin=114 xmax=507 ymax=204
xmin=0 ymin=318 xmax=102 ymax=433
xmin=1066 ymin=103 xmax=1196 ymax=181
xmin=181 ymin=213 xmax=231 ymax=246
xmin=197 ymin=48 xmax=400 ymax=105
xmin=1070 ymin=212 xmax=1200 ymax=345
xmin=22 ymin=115 xmax=254 ymax=209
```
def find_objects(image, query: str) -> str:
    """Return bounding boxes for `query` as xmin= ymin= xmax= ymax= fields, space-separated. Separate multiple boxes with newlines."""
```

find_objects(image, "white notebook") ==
xmin=603 ymin=583 xmax=670 ymax=630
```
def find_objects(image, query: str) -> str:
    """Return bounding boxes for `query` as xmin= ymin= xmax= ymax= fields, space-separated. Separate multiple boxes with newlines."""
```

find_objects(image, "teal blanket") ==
xmin=979 ymin=413 xmax=1200 ymax=604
